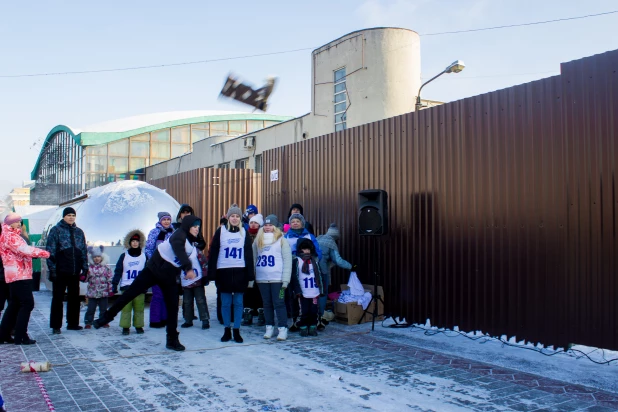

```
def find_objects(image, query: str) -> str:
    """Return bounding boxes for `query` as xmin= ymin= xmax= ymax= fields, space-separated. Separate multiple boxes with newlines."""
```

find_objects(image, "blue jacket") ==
xmin=317 ymin=233 xmax=352 ymax=274
xmin=145 ymin=222 xmax=174 ymax=259
xmin=46 ymin=220 xmax=88 ymax=274
xmin=284 ymin=228 xmax=322 ymax=260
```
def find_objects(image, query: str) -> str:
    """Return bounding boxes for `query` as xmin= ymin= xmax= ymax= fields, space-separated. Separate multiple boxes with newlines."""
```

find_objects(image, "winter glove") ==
xmin=108 ymin=291 xmax=115 ymax=297
xmin=79 ymin=269 xmax=88 ymax=282
xmin=112 ymin=284 xmax=118 ymax=294
xmin=248 ymin=281 xmax=254 ymax=288
xmin=351 ymin=264 xmax=358 ymax=272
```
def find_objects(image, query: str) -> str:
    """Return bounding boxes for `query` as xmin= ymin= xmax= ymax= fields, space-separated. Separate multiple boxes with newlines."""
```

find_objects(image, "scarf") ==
xmin=248 ymin=227 xmax=259 ymax=236
xmin=290 ymin=228 xmax=304 ymax=236
xmin=263 ymin=233 xmax=274 ymax=245
xmin=128 ymin=248 xmax=141 ymax=258
xmin=300 ymin=253 xmax=312 ymax=274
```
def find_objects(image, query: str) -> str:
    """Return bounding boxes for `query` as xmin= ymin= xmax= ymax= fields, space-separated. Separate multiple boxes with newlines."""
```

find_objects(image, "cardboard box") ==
xmin=334 ymin=284 xmax=384 ymax=325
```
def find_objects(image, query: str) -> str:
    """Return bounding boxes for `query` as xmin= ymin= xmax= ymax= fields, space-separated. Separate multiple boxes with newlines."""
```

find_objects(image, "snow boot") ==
xmin=201 ymin=320 xmax=210 ymax=330
xmin=166 ymin=332 xmax=186 ymax=351
xmin=241 ymin=308 xmax=253 ymax=326
xmin=181 ymin=321 xmax=193 ymax=328
xmin=317 ymin=320 xmax=326 ymax=332
xmin=299 ymin=326 xmax=308 ymax=337
xmin=264 ymin=325 xmax=274 ymax=339
xmin=308 ymin=325 xmax=318 ymax=337
xmin=277 ymin=327 xmax=288 ymax=341
xmin=122 ymin=328 xmax=130 ymax=335
xmin=233 ymin=328 xmax=243 ymax=343
xmin=289 ymin=318 xmax=300 ymax=332
xmin=256 ymin=309 xmax=266 ymax=326
xmin=135 ymin=327 xmax=144 ymax=334
xmin=221 ymin=327 xmax=232 ymax=342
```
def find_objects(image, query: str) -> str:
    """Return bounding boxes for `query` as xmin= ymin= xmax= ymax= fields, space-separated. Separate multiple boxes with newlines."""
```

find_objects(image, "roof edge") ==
xmin=30 ymin=125 xmax=80 ymax=180
xmin=312 ymin=27 xmax=419 ymax=54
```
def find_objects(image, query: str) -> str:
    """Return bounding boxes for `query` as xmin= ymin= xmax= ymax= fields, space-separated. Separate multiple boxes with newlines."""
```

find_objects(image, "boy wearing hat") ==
xmin=289 ymin=238 xmax=324 ymax=337
xmin=113 ymin=230 xmax=147 ymax=335
xmin=46 ymin=207 xmax=88 ymax=334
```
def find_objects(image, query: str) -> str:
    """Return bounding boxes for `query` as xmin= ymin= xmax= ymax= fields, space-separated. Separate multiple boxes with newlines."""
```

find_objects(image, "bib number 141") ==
xmin=224 ymin=247 xmax=243 ymax=259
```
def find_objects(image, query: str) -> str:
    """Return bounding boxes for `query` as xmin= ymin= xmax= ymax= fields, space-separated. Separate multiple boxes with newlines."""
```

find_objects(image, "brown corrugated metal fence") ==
xmin=261 ymin=50 xmax=618 ymax=349
xmin=149 ymin=168 xmax=260 ymax=248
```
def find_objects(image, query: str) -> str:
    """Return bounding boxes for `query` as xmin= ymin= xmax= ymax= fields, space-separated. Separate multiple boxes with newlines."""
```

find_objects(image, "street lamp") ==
xmin=415 ymin=60 xmax=465 ymax=111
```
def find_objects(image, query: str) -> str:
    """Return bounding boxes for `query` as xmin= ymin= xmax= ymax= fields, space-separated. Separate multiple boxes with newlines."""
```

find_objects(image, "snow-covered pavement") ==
xmin=1 ymin=285 xmax=617 ymax=411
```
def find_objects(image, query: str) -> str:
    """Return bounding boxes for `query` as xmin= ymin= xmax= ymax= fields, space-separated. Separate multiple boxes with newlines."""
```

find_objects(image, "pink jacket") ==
xmin=0 ymin=223 xmax=50 ymax=283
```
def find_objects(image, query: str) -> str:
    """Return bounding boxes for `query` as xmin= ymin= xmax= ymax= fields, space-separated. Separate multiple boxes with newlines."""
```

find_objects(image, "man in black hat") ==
xmin=46 ymin=207 xmax=88 ymax=334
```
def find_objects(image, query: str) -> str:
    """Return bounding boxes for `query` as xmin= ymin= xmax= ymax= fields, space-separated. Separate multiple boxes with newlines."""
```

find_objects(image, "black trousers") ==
xmin=0 ymin=279 xmax=34 ymax=342
xmin=299 ymin=297 xmax=318 ymax=327
xmin=101 ymin=266 xmax=179 ymax=336
xmin=0 ymin=279 xmax=10 ymax=313
xmin=50 ymin=272 xmax=81 ymax=329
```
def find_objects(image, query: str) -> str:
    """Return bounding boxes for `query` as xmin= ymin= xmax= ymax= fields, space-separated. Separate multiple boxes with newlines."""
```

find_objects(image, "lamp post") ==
xmin=415 ymin=60 xmax=465 ymax=111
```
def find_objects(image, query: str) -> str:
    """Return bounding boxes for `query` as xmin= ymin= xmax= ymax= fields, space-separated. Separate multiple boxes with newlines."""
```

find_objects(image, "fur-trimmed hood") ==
xmin=123 ymin=229 xmax=146 ymax=250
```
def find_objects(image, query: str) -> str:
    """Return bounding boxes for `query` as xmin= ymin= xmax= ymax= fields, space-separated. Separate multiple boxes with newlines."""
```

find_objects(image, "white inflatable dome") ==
xmin=40 ymin=180 xmax=181 ymax=246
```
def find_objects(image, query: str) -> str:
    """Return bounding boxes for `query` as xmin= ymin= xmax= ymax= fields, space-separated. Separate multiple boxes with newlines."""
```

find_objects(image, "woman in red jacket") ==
xmin=0 ymin=213 xmax=50 ymax=345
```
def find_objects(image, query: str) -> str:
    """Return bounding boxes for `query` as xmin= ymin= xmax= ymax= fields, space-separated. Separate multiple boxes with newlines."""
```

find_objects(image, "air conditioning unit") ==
xmin=244 ymin=136 xmax=255 ymax=149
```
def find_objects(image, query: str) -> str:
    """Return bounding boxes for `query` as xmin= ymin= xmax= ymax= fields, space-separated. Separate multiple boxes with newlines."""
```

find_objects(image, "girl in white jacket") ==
xmin=252 ymin=214 xmax=292 ymax=341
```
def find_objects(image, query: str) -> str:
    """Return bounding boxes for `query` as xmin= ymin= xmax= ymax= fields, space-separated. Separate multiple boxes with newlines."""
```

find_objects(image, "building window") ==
xmin=334 ymin=67 xmax=347 ymax=132
xmin=235 ymin=158 xmax=249 ymax=169
xmin=254 ymin=154 xmax=262 ymax=173
xmin=191 ymin=123 xmax=210 ymax=144
xmin=219 ymin=163 xmax=230 ymax=169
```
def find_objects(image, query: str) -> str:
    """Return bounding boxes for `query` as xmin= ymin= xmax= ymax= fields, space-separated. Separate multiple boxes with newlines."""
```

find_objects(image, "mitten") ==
xmin=351 ymin=264 xmax=358 ymax=271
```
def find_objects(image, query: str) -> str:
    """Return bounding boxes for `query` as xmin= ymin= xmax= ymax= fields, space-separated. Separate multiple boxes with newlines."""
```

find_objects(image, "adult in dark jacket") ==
xmin=208 ymin=204 xmax=255 ymax=343
xmin=173 ymin=204 xmax=206 ymax=250
xmin=94 ymin=215 xmax=204 ymax=351
xmin=287 ymin=203 xmax=315 ymax=235
xmin=145 ymin=212 xmax=174 ymax=328
xmin=46 ymin=207 xmax=88 ymax=334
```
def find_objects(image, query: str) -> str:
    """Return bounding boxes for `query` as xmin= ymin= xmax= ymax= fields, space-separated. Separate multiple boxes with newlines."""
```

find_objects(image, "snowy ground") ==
xmin=0 ymin=284 xmax=617 ymax=411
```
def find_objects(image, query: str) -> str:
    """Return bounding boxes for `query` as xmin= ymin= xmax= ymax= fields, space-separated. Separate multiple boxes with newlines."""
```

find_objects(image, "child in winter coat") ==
xmin=180 ymin=248 xmax=210 ymax=330
xmin=84 ymin=246 xmax=113 ymax=329
xmin=284 ymin=213 xmax=322 ymax=331
xmin=113 ymin=230 xmax=147 ymax=335
xmin=289 ymin=238 xmax=324 ymax=337
xmin=253 ymin=214 xmax=292 ymax=341
xmin=208 ymin=204 xmax=254 ymax=343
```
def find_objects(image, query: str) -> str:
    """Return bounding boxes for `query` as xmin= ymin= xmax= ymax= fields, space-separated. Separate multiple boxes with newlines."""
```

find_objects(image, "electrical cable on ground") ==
xmin=0 ymin=10 xmax=615 ymax=78
xmin=380 ymin=318 xmax=618 ymax=366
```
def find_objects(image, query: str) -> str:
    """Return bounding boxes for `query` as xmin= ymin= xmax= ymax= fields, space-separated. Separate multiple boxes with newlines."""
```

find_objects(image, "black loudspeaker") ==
xmin=358 ymin=190 xmax=388 ymax=235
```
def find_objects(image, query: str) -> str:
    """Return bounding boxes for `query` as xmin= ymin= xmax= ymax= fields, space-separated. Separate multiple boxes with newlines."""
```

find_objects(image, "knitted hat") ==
xmin=227 ymin=203 xmax=242 ymax=219
xmin=89 ymin=246 xmax=103 ymax=258
xmin=326 ymin=223 xmax=340 ymax=240
xmin=4 ymin=213 xmax=21 ymax=226
xmin=249 ymin=213 xmax=264 ymax=227
xmin=245 ymin=204 xmax=258 ymax=215
xmin=264 ymin=214 xmax=279 ymax=227
xmin=289 ymin=213 xmax=306 ymax=227
xmin=297 ymin=238 xmax=315 ymax=254
xmin=130 ymin=234 xmax=141 ymax=242
xmin=158 ymin=211 xmax=172 ymax=222
xmin=63 ymin=207 xmax=76 ymax=217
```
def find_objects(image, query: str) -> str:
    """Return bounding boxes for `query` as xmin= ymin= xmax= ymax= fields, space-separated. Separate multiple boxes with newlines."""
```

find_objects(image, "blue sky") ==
xmin=0 ymin=0 xmax=616 ymax=188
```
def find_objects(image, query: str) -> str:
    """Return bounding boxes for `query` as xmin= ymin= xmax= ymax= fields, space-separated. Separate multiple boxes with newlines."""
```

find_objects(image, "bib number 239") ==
xmin=224 ymin=247 xmax=243 ymax=260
